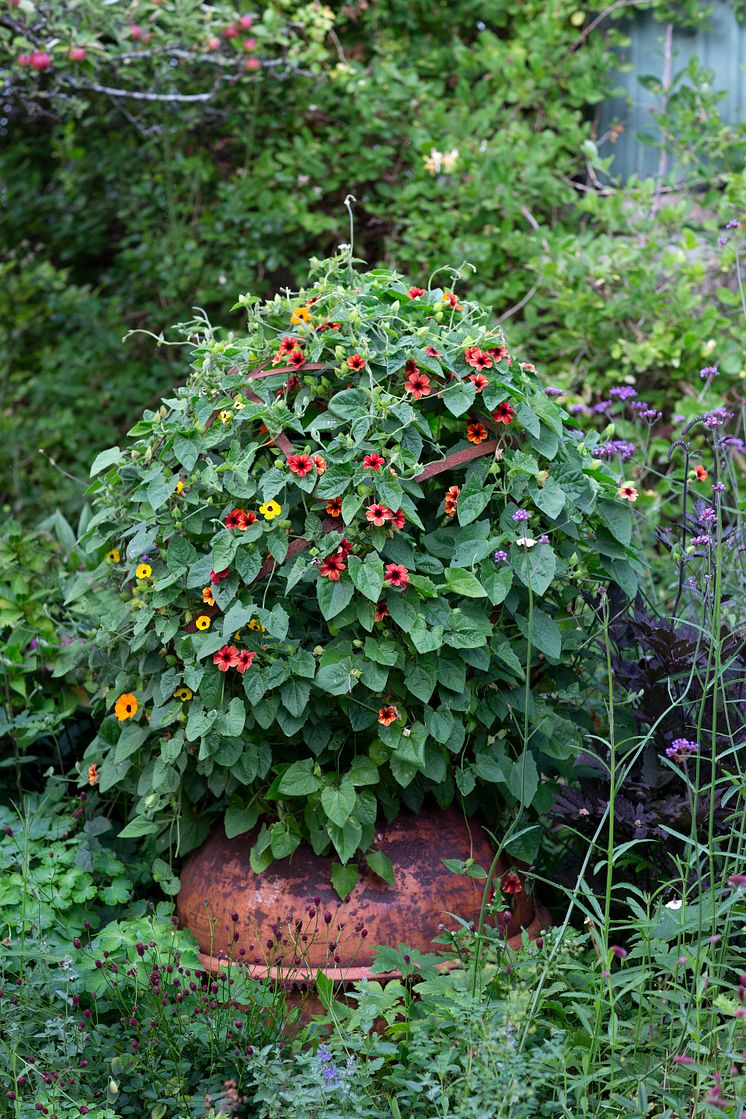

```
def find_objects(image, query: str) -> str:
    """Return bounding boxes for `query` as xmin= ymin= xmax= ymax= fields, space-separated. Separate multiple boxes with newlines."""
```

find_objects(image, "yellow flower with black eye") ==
xmin=248 ymin=618 xmax=266 ymax=633
xmin=136 ymin=562 xmax=152 ymax=579
xmin=218 ymin=410 xmax=233 ymax=424
xmin=195 ymin=615 xmax=212 ymax=631
xmin=290 ymin=306 xmax=312 ymax=325
xmin=175 ymin=479 xmax=184 ymax=494
xmin=259 ymin=499 xmax=281 ymax=521
xmin=106 ymin=548 xmax=121 ymax=563
xmin=173 ymin=686 xmax=193 ymax=702
xmin=234 ymin=631 xmax=242 ymax=642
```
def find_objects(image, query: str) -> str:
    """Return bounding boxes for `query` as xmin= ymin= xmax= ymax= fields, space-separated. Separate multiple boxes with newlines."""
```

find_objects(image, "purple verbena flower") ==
xmin=568 ymin=403 xmax=587 ymax=415
xmin=700 ymin=508 xmax=717 ymax=524
xmin=609 ymin=386 xmax=637 ymax=400
xmin=713 ymin=482 xmax=726 ymax=493
xmin=691 ymin=535 xmax=710 ymax=546
xmin=725 ymin=219 xmax=741 ymax=229
xmin=717 ymin=236 xmax=729 ymax=246
xmin=512 ymin=509 xmax=530 ymax=522
xmin=592 ymin=400 xmax=612 ymax=414
xmin=544 ymin=386 xmax=564 ymax=397
xmin=699 ymin=366 xmax=719 ymax=381
xmin=665 ymin=738 xmax=698 ymax=762
xmin=596 ymin=440 xmax=636 ymax=462
xmin=538 ymin=534 xmax=549 ymax=544
xmin=494 ymin=550 xmax=508 ymax=563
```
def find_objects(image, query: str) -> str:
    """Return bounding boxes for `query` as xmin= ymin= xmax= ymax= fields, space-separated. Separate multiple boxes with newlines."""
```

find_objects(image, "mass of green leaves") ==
xmin=71 ymin=253 xmax=642 ymax=876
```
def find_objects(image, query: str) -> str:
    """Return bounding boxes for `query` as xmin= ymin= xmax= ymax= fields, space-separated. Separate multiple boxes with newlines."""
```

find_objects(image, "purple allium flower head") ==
xmin=544 ymin=386 xmax=565 ymax=397
xmin=609 ymin=385 xmax=637 ymax=400
xmin=512 ymin=509 xmax=530 ymax=522
xmin=494 ymin=550 xmax=508 ymax=563
xmin=596 ymin=440 xmax=636 ymax=462
xmin=699 ymin=365 xmax=719 ymax=380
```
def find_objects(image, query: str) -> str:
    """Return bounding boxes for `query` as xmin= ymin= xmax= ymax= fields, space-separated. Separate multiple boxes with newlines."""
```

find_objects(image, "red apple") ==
xmin=128 ymin=24 xmax=143 ymax=39
xmin=243 ymin=37 xmax=256 ymax=51
xmin=244 ymin=57 xmax=261 ymax=71
xmin=68 ymin=47 xmax=86 ymax=62
xmin=17 ymin=52 xmax=31 ymax=66
xmin=237 ymin=14 xmax=253 ymax=28
xmin=29 ymin=51 xmax=51 ymax=70
xmin=222 ymin=25 xmax=238 ymax=38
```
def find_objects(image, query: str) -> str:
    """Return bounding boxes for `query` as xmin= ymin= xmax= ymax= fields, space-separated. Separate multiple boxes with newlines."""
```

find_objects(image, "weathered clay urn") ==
xmin=177 ymin=806 xmax=550 ymax=981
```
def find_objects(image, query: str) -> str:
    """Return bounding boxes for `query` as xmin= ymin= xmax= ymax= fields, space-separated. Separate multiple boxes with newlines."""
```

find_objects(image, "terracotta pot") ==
xmin=177 ymin=806 xmax=549 ymax=982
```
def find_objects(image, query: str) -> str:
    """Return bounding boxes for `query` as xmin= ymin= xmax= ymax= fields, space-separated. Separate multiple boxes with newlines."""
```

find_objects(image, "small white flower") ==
xmin=515 ymin=536 xmax=536 ymax=548
xmin=665 ymin=898 xmax=683 ymax=910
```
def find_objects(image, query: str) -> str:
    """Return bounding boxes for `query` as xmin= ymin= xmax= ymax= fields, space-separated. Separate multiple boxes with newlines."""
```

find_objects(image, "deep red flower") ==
xmin=316 ymin=321 xmax=341 ymax=332
xmin=225 ymin=508 xmax=248 ymax=530
xmin=469 ymin=373 xmax=490 ymax=393
xmin=278 ymin=336 xmax=299 ymax=354
xmin=275 ymin=375 xmax=299 ymax=396
xmin=466 ymin=422 xmax=489 ymax=445
xmin=375 ymin=601 xmax=389 ymax=622
xmin=405 ymin=371 xmax=431 ymax=400
xmin=319 ymin=553 xmax=346 ymax=580
xmin=288 ymin=349 xmax=306 ymax=369
xmin=501 ymin=872 xmax=522 ymax=895
xmin=378 ymin=705 xmax=399 ymax=726
xmin=404 ymin=358 xmax=419 ymax=376
xmin=337 ymin=538 xmax=353 ymax=559
xmin=325 ymin=497 xmax=343 ymax=517
xmin=391 ymin=509 xmax=406 ymax=530
xmin=426 ymin=346 xmax=441 ymax=358
xmin=493 ymin=402 xmax=516 ymax=425
xmin=214 ymin=645 xmax=240 ymax=672
xmin=384 ymin=563 xmax=409 ymax=589
xmin=363 ymin=453 xmax=385 ymax=470
xmin=444 ymin=291 xmax=463 ymax=310
xmin=347 ymin=353 xmax=366 ymax=371
xmin=488 ymin=345 xmax=510 ymax=363
xmin=235 ymin=649 xmax=256 ymax=674
xmin=286 ymin=453 xmax=314 ymax=477
xmin=210 ymin=568 xmax=230 ymax=584
xmin=366 ymin=503 xmax=393 ymax=527
xmin=408 ymin=286 xmax=426 ymax=299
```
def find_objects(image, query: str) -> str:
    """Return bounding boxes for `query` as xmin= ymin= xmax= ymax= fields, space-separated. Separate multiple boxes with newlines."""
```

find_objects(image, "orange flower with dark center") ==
xmin=287 ymin=453 xmax=314 ymax=477
xmin=225 ymin=507 xmax=256 ymax=530
xmin=466 ymin=422 xmax=489 ymax=445
xmin=316 ymin=321 xmax=341 ymax=332
xmin=347 ymin=353 xmax=366 ymax=371
xmin=114 ymin=693 xmax=138 ymax=721
xmin=493 ymin=402 xmax=516 ymax=425
xmin=319 ymin=553 xmax=346 ymax=580
xmin=326 ymin=497 xmax=343 ymax=517
xmin=87 ymin=763 xmax=98 ymax=786
xmin=313 ymin=454 xmax=327 ymax=475
xmin=378 ymin=705 xmax=399 ymax=726
xmin=444 ymin=291 xmax=463 ymax=310
xmin=288 ymin=349 xmax=305 ymax=369
xmin=384 ymin=563 xmax=409 ymax=589
xmin=469 ymin=373 xmax=489 ymax=393
xmin=405 ymin=370 xmax=431 ymax=400
xmin=444 ymin=485 xmax=460 ymax=517
xmin=618 ymin=484 xmax=638 ymax=502
xmin=202 ymin=586 xmax=216 ymax=605
xmin=488 ymin=345 xmax=510 ymax=363
xmin=366 ymin=503 xmax=393 ymax=527
xmin=375 ymin=601 xmax=389 ymax=622
xmin=694 ymin=465 xmax=708 ymax=481
xmin=214 ymin=645 xmax=240 ymax=672
xmin=235 ymin=649 xmax=256 ymax=674
xmin=501 ymin=872 xmax=523 ymax=895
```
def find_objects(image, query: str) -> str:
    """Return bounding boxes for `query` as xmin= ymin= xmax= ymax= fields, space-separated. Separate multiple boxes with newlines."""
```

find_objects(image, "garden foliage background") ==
xmin=2 ymin=0 xmax=745 ymax=519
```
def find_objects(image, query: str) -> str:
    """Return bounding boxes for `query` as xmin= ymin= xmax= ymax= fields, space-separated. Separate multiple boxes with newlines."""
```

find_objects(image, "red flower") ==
xmin=405 ymin=371 xmax=431 ymax=400
xmin=493 ymin=402 xmax=516 ymax=425
xmin=278 ymin=336 xmax=299 ymax=354
xmin=694 ymin=465 xmax=708 ymax=481
xmin=276 ymin=375 xmax=299 ymax=396
xmin=316 ymin=321 xmax=341 ymax=332
xmin=347 ymin=353 xmax=366 ymax=371
xmin=426 ymin=346 xmax=441 ymax=357
xmin=375 ymin=601 xmax=389 ymax=622
xmin=501 ymin=872 xmax=523 ymax=896
xmin=404 ymin=358 xmax=419 ymax=376
xmin=378 ymin=705 xmax=399 ymax=726
xmin=210 ymin=568 xmax=230 ymax=584
xmin=225 ymin=507 xmax=257 ymax=530
xmin=384 ymin=563 xmax=409 ymax=589
xmin=363 ymin=453 xmax=385 ymax=470
xmin=488 ymin=345 xmax=510 ymax=363
xmin=337 ymin=538 xmax=353 ymax=559
xmin=319 ymin=552 xmax=346 ymax=580
xmin=235 ymin=649 xmax=256 ymax=674
xmin=444 ymin=291 xmax=463 ymax=310
xmin=391 ymin=509 xmax=406 ymax=530
xmin=408 ymin=286 xmax=426 ymax=299
xmin=313 ymin=454 xmax=327 ymax=475
xmin=469 ymin=373 xmax=489 ymax=393
xmin=214 ymin=645 xmax=240 ymax=672
xmin=325 ymin=497 xmax=343 ymax=517
xmin=466 ymin=422 xmax=489 ymax=445
xmin=444 ymin=485 xmax=460 ymax=517
xmin=366 ymin=503 xmax=393 ymax=527
xmin=287 ymin=453 xmax=315 ymax=477
xmin=464 ymin=346 xmax=493 ymax=370
xmin=288 ymin=349 xmax=306 ymax=369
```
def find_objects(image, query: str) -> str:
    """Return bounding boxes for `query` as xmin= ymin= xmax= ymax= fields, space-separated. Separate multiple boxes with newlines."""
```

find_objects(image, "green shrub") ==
xmin=72 ymin=253 xmax=641 ymax=879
